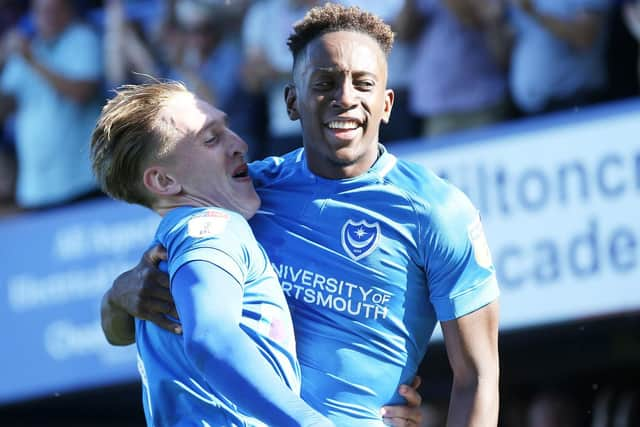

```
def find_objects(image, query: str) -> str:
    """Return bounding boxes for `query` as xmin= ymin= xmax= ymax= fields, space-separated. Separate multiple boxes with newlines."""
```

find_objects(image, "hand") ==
xmin=108 ymin=244 xmax=181 ymax=333
xmin=380 ymin=376 xmax=423 ymax=426
xmin=624 ymin=2 xmax=640 ymax=41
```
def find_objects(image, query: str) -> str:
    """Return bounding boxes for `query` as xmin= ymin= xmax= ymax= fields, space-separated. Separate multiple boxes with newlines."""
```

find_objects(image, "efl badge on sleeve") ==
xmin=467 ymin=214 xmax=493 ymax=269
xmin=187 ymin=210 xmax=229 ymax=238
xmin=341 ymin=219 xmax=381 ymax=261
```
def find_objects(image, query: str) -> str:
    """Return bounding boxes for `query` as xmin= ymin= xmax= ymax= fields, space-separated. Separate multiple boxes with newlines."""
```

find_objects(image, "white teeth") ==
xmin=327 ymin=121 xmax=359 ymax=129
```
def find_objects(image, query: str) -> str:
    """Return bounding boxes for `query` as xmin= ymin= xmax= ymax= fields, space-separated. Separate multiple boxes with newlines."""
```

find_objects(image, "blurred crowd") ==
xmin=1 ymin=0 xmax=640 ymax=216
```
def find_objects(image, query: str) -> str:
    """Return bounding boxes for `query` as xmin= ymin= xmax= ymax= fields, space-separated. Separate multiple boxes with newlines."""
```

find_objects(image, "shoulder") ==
xmin=249 ymin=148 xmax=304 ymax=188
xmin=60 ymin=22 xmax=100 ymax=44
xmin=385 ymin=158 xmax=478 ymax=236
xmin=386 ymin=158 xmax=469 ymax=210
xmin=56 ymin=22 xmax=102 ymax=71
xmin=158 ymin=207 xmax=256 ymax=283
xmin=157 ymin=207 xmax=249 ymax=247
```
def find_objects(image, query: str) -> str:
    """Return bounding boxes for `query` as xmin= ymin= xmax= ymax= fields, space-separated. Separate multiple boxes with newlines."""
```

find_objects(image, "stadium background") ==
xmin=1 ymin=0 xmax=639 ymax=426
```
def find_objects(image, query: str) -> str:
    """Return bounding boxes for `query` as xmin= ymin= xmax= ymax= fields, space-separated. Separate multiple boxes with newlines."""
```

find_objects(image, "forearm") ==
xmin=527 ymin=10 xmax=601 ymax=50
xmin=442 ymin=300 xmax=500 ymax=427
xmin=446 ymin=377 xmax=499 ymax=427
xmin=25 ymin=55 xmax=98 ymax=103
xmin=122 ymin=27 xmax=158 ymax=78
xmin=178 ymin=69 xmax=216 ymax=105
xmin=100 ymin=290 xmax=136 ymax=345
xmin=177 ymin=262 xmax=331 ymax=426
xmin=105 ymin=25 xmax=158 ymax=86
xmin=187 ymin=330 xmax=330 ymax=427
xmin=104 ymin=27 xmax=127 ymax=86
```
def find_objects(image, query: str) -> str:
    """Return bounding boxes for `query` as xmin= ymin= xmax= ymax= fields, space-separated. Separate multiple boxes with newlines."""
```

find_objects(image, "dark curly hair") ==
xmin=287 ymin=2 xmax=394 ymax=64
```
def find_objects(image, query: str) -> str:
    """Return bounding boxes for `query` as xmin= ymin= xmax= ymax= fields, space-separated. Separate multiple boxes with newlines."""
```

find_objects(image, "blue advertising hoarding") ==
xmin=0 ymin=198 xmax=159 ymax=404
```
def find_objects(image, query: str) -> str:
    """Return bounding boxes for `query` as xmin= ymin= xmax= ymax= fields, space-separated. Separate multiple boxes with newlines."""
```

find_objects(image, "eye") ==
xmin=204 ymin=134 xmax=219 ymax=145
xmin=313 ymin=80 xmax=333 ymax=91
xmin=355 ymin=80 xmax=374 ymax=91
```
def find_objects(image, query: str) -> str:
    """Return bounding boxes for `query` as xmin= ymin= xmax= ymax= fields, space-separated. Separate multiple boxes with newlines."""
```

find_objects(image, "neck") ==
xmin=305 ymin=144 xmax=382 ymax=179
xmin=152 ymin=194 xmax=215 ymax=216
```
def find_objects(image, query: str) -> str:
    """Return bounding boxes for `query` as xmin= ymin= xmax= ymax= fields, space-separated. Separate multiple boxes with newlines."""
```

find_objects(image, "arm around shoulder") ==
xmin=100 ymin=244 xmax=180 ymax=345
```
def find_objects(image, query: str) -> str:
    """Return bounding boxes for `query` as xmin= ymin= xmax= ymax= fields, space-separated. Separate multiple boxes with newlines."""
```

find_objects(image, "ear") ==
xmin=381 ymin=88 xmax=394 ymax=124
xmin=284 ymin=84 xmax=300 ymax=121
xmin=143 ymin=166 xmax=181 ymax=197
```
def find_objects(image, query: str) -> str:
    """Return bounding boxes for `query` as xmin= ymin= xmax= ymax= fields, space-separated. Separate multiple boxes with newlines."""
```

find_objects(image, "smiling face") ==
xmin=146 ymin=92 xmax=260 ymax=219
xmin=287 ymin=30 xmax=394 ymax=179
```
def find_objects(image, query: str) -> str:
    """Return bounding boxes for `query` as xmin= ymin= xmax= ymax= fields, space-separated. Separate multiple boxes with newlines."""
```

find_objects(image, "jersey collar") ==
xmin=298 ymin=144 xmax=397 ymax=187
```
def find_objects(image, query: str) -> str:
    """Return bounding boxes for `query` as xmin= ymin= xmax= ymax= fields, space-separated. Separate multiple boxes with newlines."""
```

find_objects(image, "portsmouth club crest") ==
xmin=341 ymin=219 xmax=381 ymax=261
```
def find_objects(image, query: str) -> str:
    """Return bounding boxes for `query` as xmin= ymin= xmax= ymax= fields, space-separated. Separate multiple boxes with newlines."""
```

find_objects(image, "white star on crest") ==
xmin=355 ymin=227 xmax=367 ymax=238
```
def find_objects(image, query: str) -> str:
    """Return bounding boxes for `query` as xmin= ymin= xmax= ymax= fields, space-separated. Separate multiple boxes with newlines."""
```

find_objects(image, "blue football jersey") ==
xmin=136 ymin=206 xmax=300 ymax=427
xmin=249 ymin=146 xmax=499 ymax=425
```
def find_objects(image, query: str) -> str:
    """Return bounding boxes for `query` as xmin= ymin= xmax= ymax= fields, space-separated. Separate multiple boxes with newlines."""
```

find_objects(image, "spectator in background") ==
xmin=166 ymin=0 xmax=248 ymax=107
xmin=623 ymin=0 xmax=640 ymax=85
xmin=0 ymin=0 xmax=102 ymax=210
xmin=0 ymin=0 xmax=28 ymax=215
xmin=347 ymin=0 xmax=422 ymax=143
xmin=241 ymin=0 xmax=318 ymax=158
xmin=166 ymin=0 xmax=260 ymax=157
xmin=508 ymin=0 xmax=611 ymax=114
xmin=103 ymin=0 xmax=162 ymax=88
xmin=103 ymin=0 xmax=262 ymax=158
xmin=399 ymin=0 xmax=512 ymax=138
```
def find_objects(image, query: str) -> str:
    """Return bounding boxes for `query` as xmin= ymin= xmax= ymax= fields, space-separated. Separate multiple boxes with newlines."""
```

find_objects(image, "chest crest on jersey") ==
xmin=341 ymin=219 xmax=381 ymax=261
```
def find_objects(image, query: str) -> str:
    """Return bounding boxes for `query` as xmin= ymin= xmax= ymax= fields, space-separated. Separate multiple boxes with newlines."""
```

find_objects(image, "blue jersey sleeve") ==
xmin=424 ymin=184 xmax=500 ymax=321
xmin=172 ymin=260 xmax=332 ymax=427
xmin=161 ymin=209 xmax=250 ymax=288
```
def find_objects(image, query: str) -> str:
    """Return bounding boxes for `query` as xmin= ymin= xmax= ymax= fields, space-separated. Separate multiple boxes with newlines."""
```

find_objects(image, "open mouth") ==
xmin=325 ymin=118 xmax=363 ymax=130
xmin=326 ymin=120 xmax=361 ymax=130
xmin=325 ymin=119 xmax=364 ymax=140
xmin=232 ymin=164 xmax=249 ymax=178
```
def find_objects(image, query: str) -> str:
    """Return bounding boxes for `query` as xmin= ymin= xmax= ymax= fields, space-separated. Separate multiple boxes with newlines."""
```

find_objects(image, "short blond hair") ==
xmin=91 ymin=81 xmax=189 ymax=208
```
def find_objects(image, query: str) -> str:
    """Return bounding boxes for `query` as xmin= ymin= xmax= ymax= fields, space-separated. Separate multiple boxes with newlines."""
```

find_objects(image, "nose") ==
xmin=332 ymin=79 xmax=357 ymax=109
xmin=227 ymin=129 xmax=248 ymax=156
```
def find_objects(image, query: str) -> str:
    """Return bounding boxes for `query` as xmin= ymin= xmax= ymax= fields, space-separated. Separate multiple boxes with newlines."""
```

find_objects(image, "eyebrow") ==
xmin=196 ymin=114 xmax=229 ymax=137
xmin=312 ymin=67 xmax=378 ymax=79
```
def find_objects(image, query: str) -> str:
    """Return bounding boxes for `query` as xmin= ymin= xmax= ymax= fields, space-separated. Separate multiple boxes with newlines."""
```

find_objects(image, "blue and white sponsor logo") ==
xmin=341 ymin=219 xmax=381 ymax=261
